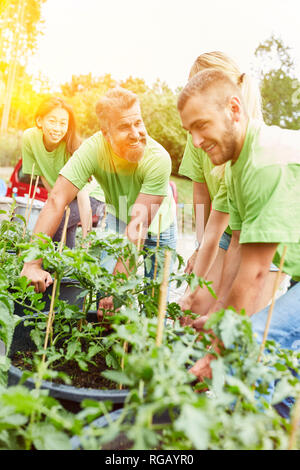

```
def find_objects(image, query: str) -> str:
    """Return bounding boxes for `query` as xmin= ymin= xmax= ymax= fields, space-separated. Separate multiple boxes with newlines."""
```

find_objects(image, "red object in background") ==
xmin=6 ymin=158 xmax=178 ymax=225
xmin=6 ymin=158 xmax=48 ymax=201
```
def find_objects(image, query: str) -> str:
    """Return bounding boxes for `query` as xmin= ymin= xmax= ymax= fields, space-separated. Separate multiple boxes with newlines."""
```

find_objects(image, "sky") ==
xmin=27 ymin=0 xmax=300 ymax=91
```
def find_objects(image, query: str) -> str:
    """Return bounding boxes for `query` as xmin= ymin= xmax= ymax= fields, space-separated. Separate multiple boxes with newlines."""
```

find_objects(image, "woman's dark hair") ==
xmin=35 ymin=96 xmax=82 ymax=157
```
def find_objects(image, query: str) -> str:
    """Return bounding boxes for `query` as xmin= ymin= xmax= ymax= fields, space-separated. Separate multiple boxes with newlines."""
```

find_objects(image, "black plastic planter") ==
xmin=8 ymin=312 xmax=129 ymax=412
xmin=11 ymin=277 xmax=85 ymax=316
xmin=71 ymin=409 xmax=123 ymax=449
xmin=70 ymin=408 xmax=174 ymax=450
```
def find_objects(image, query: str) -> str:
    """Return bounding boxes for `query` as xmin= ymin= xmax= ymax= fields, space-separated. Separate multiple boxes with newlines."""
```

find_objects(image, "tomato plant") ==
xmin=0 ymin=217 xmax=299 ymax=450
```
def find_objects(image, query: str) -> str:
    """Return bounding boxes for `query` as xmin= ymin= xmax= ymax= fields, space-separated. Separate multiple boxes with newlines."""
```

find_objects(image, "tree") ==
xmin=0 ymin=0 xmax=46 ymax=64
xmin=60 ymin=74 xmax=186 ymax=174
xmin=139 ymin=80 xmax=186 ymax=174
xmin=254 ymin=34 xmax=300 ymax=129
xmin=0 ymin=0 xmax=47 ymax=133
xmin=61 ymin=74 xmax=117 ymax=137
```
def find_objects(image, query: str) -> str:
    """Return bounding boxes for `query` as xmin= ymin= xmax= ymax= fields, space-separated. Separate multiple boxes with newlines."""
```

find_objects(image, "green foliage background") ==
xmin=0 ymin=21 xmax=300 ymax=174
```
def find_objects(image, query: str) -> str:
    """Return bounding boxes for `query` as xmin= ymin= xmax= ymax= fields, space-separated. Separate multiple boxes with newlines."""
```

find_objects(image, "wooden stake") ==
xmin=156 ymin=250 xmax=172 ymax=347
xmin=119 ymin=341 xmax=128 ymax=391
xmin=24 ymin=163 xmax=35 ymax=222
xmin=152 ymin=214 xmax=162 ymax=297
xmin=100 ymin=206 xmax=107 ymax=231
xmin=119 ymin=222 xmax=144 ymax=390
xmin=137 ymin=221 xmax=143 ymax=252
xmin=257 ymin=246 xmax=287 ymax=362
xmin=288 ymin=392 xmax=300 ymax=450
xmin=89 ymin=208 xmax=93 ymax=233
xmin=42 ymin=206 xmax=70 ymax=363
xmin=23 ymin=175 xmax=40 ymax=236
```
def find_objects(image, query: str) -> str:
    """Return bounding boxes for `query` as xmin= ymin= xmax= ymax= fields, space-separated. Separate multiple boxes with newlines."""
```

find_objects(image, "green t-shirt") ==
xmin=60 ymin=132 xmax=175 ymax=235
xmin=21 ymin=127 xmax=105 ymax=202
xmin=179 ymin=133 xmax=231 ymax=234
xmin=22 ymin=127 xmax=68 ymax=188
xmin=225 ymin=120 xmax=300 ymax=280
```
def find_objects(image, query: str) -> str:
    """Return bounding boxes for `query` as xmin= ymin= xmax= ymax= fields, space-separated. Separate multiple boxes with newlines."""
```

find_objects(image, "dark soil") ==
xmin=12 ymin=350 xmax=118 ymax=390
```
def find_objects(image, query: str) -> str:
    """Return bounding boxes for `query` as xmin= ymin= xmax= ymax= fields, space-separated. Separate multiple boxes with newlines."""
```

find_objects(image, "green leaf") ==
xmin=175 ymin=404 xmax=210 ymax=449
xmin=211 ymin=358 xmax=226 ymax=396
xmin=102 ymin=369 xmax=133 ymax=386
xmin=66 ymin=341 xmax=81 ymax=360
xmin=31 ymin=423 xmax=72 ymax=450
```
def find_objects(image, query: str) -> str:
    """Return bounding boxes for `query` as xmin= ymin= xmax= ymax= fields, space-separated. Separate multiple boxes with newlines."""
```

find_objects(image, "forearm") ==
xmin=25 ymin=197 xmax=67 ymax=269
xmin=189 ymin=211 xmax=230 ymax=293
xmin=185 ymin=236 xmax=221 ymax=299
xmin=27 ymin=177 xmax=79 ymax=263
xmin=209 ymin=232 xmax=241 ymax=312
xmin=193 ymin=182 xmax=211 ymax=244
xmin=183 ymin=182 xmax=211 ymax=277
xmin=213 ymin=242 xmax=278 ymax=316
xmin=40 ymin=175 xmax=52 ymax=194
xmin=112 ymin=192 xmax=163 ymax=276
xmin=223 ymin=270 xmax=269 ymax=316
xmin=77 ymin=190 xmax=92 ymax=238
xmin=193 ymin=235 xmax=221 ymax=279
xmin=112 ymin=218 xmax=148 ymax=276
xmin=33 ymin=196 xmax=66 ymax=239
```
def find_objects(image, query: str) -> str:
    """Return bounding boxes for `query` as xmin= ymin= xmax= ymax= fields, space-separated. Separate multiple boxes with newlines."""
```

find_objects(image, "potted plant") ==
xmin=71 ymin=309 xmax=300 ymax=450
xmin=6 ymin=230 xmax=192 ymax=411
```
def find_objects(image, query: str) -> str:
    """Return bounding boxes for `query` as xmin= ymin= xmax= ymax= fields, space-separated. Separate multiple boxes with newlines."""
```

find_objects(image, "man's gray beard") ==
xmin=126 ymin=147 xmax=145 ymax=163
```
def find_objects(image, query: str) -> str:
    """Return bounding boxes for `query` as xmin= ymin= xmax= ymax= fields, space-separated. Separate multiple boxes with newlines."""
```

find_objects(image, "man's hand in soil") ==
xmin=20 ymin=262 xmax=53 ymax=293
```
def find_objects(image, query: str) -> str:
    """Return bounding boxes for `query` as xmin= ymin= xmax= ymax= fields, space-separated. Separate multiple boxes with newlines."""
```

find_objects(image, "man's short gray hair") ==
xmin=95 ymin=86 xmax=139 ymax=130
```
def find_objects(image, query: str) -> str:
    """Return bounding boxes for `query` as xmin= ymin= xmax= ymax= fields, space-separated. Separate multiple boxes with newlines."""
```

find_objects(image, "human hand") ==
xmin=179 ymin=315 xmax=194 ymax=327
xmin=97 ymin=296 xmax=114 ymax=321
xmin=20 ymin=263 xmax=53 ymax=293
xmin=184 ymin=250 xmax=198 ymax=274
xmin=189 ymin=354 xmax=214 ymax=382
xmin=178 ymin=292 xmax=193 ymax=312
xmin=192 ymin=314 xmax=210 ymax=332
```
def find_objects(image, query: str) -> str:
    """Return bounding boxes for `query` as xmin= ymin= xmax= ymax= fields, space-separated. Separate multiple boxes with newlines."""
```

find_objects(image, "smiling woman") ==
xmin=21 ymin=96 xmax=105 ymax=247
xmin=36 ymin=108 xmax=69 ymax=152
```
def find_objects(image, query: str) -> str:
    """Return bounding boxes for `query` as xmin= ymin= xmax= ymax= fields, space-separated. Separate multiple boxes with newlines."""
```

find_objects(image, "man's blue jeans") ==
xmin=53 ymin=197 xmax=105 ymax=249
xmin=250 ymin=282 xmax=300 ymax=418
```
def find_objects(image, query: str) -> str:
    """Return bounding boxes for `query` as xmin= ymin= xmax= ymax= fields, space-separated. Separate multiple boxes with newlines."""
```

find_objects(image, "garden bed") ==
xmin=8 ymin=311 xmax=129 ymax=412
xmin=1 ymin=214 xmax=299 ymax=449
xmin=11 ymin=350 xmax=117 ymax=390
